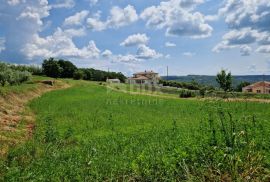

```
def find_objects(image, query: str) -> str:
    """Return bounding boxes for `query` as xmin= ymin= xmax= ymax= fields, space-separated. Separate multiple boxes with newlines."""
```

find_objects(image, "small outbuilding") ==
xmin=106 ymin=78 xmax=121 ymax=84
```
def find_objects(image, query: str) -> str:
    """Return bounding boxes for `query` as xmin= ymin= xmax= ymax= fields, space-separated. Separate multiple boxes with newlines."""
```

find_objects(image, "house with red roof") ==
xmin=242 ymin=81 xmax=270 ymax=94
xmin=127 ymin=70 xmax=160 ymax=85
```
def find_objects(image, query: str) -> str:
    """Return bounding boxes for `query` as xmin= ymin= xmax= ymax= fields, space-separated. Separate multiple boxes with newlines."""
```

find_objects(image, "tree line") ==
xmin=42 ymin=58 xmax=126 ymax=82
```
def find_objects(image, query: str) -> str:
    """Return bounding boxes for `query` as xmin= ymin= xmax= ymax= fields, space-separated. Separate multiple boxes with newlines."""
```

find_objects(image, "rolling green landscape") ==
xmin=1 ymin=79 xmax=270 ymax=181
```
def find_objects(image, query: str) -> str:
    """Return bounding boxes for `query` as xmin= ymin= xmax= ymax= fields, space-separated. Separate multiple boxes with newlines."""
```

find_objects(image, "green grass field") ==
xmin=1 ymin=81 xmax=270 ymax=181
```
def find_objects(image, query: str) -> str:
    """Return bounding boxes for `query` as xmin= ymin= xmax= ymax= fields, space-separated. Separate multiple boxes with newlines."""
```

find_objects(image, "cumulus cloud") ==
xmin=7 ymin=0 xmax=24 ymax=6
xmin=214 ymin=0 xmax=270 ymax=55
xmin=102 ymin=49 xmax=113 ymax=57
xmin=136 ymin=45 xmax=162 ymax=60
xmin=63 ymin=10 xmax=89 ymax=26
xmin=0 ymin=1 xmax=101 ymax=62
xmin=240 ymin=45 xmax=252 ymax=56
xmin=256 ymin=45 xmax=270 ymax=53
xmin=22 ymin=28 xmax=100 ymax=60
xmin=87 ymin=5 xmax=138 ymax=31
xmin=165 ymin=42 xmax=176 ymax=47
xmin=120 ymin=33 xmax=149 ymax=47
xmin=140 ymin=0 xmax=213 ymax=38
xmin=115 ymin=54 xmax=141 ymax=63
xmin=50 ymin=0 xmax=75 ymax=9
xmin=0 ymin=0 xmax=51 ymax=62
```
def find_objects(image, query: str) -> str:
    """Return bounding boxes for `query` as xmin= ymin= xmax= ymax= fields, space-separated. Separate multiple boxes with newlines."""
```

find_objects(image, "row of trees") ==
xmin=42 ymin=58 xmax=126 ymax=82
xmin=0 ymin=62 xmax=32 ymax=86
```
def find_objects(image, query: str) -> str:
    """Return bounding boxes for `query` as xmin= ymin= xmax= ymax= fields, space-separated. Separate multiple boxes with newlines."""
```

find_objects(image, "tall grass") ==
xmin=0 ymin=82 xmax=269 ymax=181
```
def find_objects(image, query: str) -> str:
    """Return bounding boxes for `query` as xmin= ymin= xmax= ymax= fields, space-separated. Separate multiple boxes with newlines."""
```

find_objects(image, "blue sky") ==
xmin=0 ymin=0 xmax=270 ymax=76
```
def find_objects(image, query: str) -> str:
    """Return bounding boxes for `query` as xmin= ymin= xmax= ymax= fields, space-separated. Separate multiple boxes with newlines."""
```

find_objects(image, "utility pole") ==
xmin=263 ymin=73 xmax=265 ymax=94
xmin=167 ymin=66 xmax=169 ymax=80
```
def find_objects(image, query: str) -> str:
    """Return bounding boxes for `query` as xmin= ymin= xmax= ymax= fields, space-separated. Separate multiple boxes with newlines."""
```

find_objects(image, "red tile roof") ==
xmin=244 ymin=81 xmax=270 ymax=89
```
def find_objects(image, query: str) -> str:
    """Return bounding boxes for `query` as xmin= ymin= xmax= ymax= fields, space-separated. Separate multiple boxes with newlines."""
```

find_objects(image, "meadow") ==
xmin=0 ymin=81 xmax=270 ymax=181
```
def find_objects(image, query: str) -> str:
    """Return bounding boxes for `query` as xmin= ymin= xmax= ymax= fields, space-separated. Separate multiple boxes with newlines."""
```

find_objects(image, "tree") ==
xmin=73 ymin=70 xmax=84 ymax=80
xmin=58 ymin=59 xmax=77 ymax=78
xmin=42 ymin=58 xmax=63 ymax=78
xmin=236 ymin=81 xmax=250 ymax=92
xmin=216 ymin=69 xmax=232 ymax=92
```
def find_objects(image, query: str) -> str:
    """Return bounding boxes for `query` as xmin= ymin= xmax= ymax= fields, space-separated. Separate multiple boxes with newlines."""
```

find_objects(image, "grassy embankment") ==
xmin=0 ymin=80 xmax=269 ymax=181
xmin=0 ymin=76 xmax=70 ymax=156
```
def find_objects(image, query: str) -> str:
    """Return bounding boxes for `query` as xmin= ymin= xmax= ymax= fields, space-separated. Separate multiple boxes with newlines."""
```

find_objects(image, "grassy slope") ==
xmin=0 ymin=76 xmax=71 ymax=156
xmin=1 ymin=81 xmax=270 ymax=181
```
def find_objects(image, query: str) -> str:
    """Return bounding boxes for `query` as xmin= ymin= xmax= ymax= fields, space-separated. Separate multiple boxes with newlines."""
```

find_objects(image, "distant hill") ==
xmin=161 ymin=75 xmax=270 ymax=87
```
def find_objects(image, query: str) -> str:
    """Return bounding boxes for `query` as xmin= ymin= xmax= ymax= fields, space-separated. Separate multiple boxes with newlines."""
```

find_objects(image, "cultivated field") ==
xmin=0 ymin=80 xmax=270 ymax=181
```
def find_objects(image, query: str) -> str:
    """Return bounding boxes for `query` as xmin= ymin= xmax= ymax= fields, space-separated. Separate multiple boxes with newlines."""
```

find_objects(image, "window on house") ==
xmin=257 ymin=90 xmax=261 ymax=93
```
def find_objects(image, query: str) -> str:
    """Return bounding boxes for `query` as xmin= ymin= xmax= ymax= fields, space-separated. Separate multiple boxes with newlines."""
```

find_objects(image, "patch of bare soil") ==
xmin=0 ymin=80 xmax=70 ymax=156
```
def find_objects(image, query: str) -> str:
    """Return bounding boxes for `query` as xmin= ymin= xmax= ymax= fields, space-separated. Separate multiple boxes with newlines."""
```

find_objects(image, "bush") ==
xmin=0 ymin=62 xmax=32 ymax=86
xmin=73 ymin=70 xmax=84 ymax=80
xmin=179 ymin=90 xmax=196 ymax=98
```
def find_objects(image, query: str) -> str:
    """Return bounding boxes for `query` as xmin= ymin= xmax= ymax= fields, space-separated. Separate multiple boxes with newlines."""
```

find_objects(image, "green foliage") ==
xmin=42 ymin=58 xmax=63 ymax=78
xmin=235 ymin=81 xmax=251 ymax=92
xmin=58 ymin=59 xmax=77 ymax=78
xmin=79 ymin=68 xmax=126 ymax=82
xmin=160 ymin=79 xmax=213 ymax=91
xmin=179 ymin=89 xmax=196 ymax=98
xmin=9 ymin=64 xmax=43 ymax=75
xmin=216 ymin=69 xmax=232 ymax=92
xmin=73 ymin=70 xmax=84 ymax=80
xmin=41 ymin=58 xmax=126 ymax=82
xmin=0 ymin=62 xmax=31 ymax=86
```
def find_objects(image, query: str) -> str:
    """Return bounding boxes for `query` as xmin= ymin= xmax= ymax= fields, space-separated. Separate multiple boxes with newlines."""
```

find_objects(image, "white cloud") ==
xmin=63 ymin=28 xmax=87 ymax=37
xmin=102 ymin=49 xmax=112 ymax=57
xmin=63 ymin=10 xmax=89 ymax=26
xmin=205 ymin=14 xmax=219 ymax=21
xmin=88 ymin=0 xmax=98 ymax=6
xmin=7 ymin=0 xmax=24 ymax=6
xmin=22 ymin=28 xmax=100 ymax=60
xmin=256 ymin=45 xmax=270 ymax=53
xmin=115 ymin=54 xmax=141 ymax=63
xmin=120 ymin=33 xmax=149 ymax=47
xmin=182 ymin=52 xmax=195 ymax=57
xmin=214 ymin=0 xmax=270 ymax=55
xmin=0 ymin=0 xmax=51 ymax=62
xmin=136 ymin=45 xmax=162 ymax=59
xmin=240 ymin=45 xmax=252 ymax=56
xmin=165 ymin=42 xmax=176 ymax=47
xmin=0 ymin=37 xmax=5 ymax=52
xmin=87 ymin=5 xmax=138 ymax=31
xmin=50 ymin=0 xmax=75 ymax=9
xmin=140 ymin=0 xmax=213 ymax=38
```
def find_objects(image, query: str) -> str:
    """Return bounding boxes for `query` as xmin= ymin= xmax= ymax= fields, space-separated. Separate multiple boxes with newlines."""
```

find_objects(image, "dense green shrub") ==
xmin=0 ymin=62 xmax=31 ymax=86
xmin=179 ymin=89 xmax=196 ymax=98
xmin=73 ymin=70 xmax=84 ymax=80
xmin=160 ymin=79 xmax=213 ymax=91
xmin=9 ymin=64 xmax=43 ymax=75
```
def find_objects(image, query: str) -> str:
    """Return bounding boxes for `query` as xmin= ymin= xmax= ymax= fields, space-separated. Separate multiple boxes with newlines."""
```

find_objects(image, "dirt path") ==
xmin=0 ymin=80 xmax=70 ymax=156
